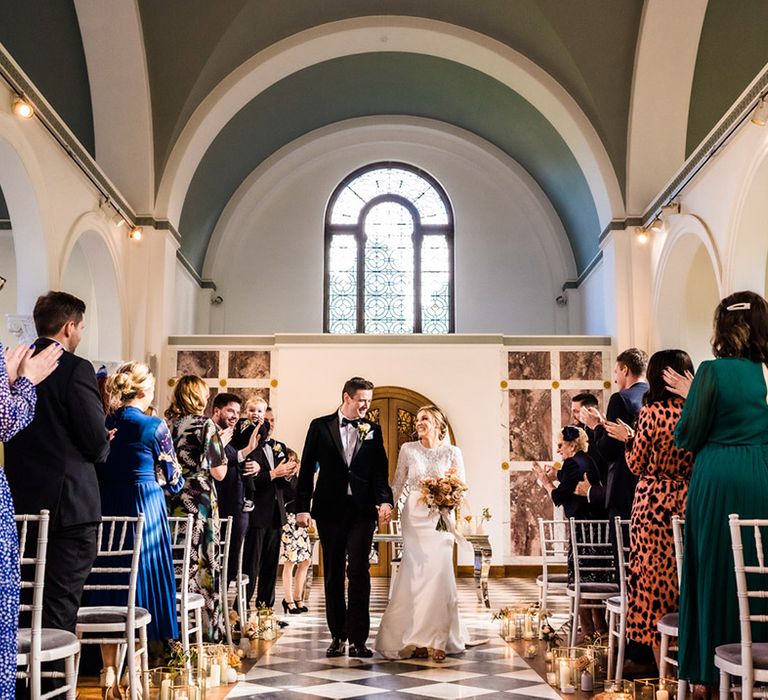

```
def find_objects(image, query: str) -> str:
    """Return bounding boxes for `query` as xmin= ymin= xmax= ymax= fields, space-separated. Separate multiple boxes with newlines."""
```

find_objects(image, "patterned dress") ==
xmin=0 ymin=345 xmax=37 ymax=698
xmin=279 ymin=476 xmax=311 ymax=564
xmin=167 ymin=414 xmax=225 ymax=641
xmin=625 ymin=398 xmax=693 ymax=646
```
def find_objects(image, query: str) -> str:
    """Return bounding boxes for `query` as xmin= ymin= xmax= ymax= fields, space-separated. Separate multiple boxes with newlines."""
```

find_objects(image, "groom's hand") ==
xmin=377 ymin=503 xmax=393 ymax=526
xmin=296 ymin=512 xmax=311 ymax=528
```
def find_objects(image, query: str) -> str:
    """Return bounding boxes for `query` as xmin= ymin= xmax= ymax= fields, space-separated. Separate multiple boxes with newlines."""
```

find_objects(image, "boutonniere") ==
xmin=272 ymin=442 xmax=283 ymax=455
xmin=357 ymin=422 xmax=371 ymax=440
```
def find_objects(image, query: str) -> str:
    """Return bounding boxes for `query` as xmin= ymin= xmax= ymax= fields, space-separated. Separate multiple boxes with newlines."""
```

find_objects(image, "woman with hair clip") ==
xmin=93 ymin=362 xmax=184 ymax=696
xmin=665 ymin=291 xmax=768 ymax=697
xmin=375 ymin=405 xmax=468 ymax=662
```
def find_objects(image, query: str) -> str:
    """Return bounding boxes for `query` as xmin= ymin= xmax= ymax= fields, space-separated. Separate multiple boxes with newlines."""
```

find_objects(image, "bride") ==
xmin=375 ymin=405 xmax=468 ymax=662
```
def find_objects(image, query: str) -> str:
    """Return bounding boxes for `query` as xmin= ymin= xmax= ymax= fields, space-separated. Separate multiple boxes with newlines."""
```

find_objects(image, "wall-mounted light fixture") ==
xmin=635 ymin=227 xmax=649 ymax=244
xmin=128 ymin=226 xmax=143 ymax=241
xmin=752 ymin=97 xmax=768 ymax=126
xmin=648 ymin=217 xmax=664 ymax=234
xmin=11 ymin=96 xmax=34 ymax=119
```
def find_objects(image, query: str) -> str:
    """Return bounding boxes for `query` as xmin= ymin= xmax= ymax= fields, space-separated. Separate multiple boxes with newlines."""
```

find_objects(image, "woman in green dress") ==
xmin=670 ymin=290 xmax=768 ymax=692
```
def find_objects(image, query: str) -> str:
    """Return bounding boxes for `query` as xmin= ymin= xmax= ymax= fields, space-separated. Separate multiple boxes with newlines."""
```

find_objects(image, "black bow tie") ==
xmin=342 ymin=418 xmax=360 ymax=428
xmin=264 ymin=439 xmax=274 ymax=447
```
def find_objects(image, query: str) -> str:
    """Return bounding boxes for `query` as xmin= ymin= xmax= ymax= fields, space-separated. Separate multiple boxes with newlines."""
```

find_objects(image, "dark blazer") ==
xmin=550 ymin=451 xmax=604 ymax=519
xmin=589 ymin=381 xmax=649 ymax=516
xmin=297 ymin=413 xmax=393 ymax=522
xmin=216 ymin=443 xmax=244 ymax=518
xmin=247 ymin=438 xmax=291 ymax=529
xmin=5 ymin=338 xmax=110 ymax=528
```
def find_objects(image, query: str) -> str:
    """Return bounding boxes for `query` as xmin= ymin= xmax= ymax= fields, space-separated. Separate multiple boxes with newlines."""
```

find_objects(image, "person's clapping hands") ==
xmin=242 ymin=459 xmax=260 ymax=476
xmin=663 ymin=366 xmax=694 ymax=399
xmin=574 ymin=473 xmax=591 ymax=497
xmin=580 ymin=406 xmax=605 ymax=429
xmin=219 ymin=425 xmax=234 ymax=448
xmin=605 ymin=418 xmax=633 ymax=442
xmin=532 ymin=461 xmax=555 ymax=491
xmin=270 ymin=461 xmax=294 ymax=479
xmin=5 ymin=342 xmax=62 ymax=386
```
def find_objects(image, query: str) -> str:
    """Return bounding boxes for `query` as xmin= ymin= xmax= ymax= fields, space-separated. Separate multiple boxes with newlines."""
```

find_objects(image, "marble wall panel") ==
xmin=508 ymin=351 xmax=550 ymax=380
xmin=559 ymin=389 xmax=603 ymax=429
xmin=229 ymin=350 xmax=271 ymax=379
xmin=204 ymin=387 xmax=219 ymax=416
xmin=176 ymin=350 xmax=219 ymax=378
xmin=229 ymin=387 xmax=271 ymax=408
xmin=509 ymin=470 xmax=553 ymax=557
xmin=560 ymin=351 xmax=602 ymax=380
xmin=509 ymin=389 xmax=552 ymax=461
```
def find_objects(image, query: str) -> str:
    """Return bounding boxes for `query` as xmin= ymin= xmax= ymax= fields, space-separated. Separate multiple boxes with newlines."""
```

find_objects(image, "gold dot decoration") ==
xmin=501 ymin=462 xmax=510 ymax=471
xmin=551 ymin=380 xmax=560 ymax=389
xmin=553 ymin=461 xmax=562 ymax=470
xmin=167 ymin=378 xmax=176 ymax=387
xmin=270 ymin=379 xmax=278 ymax=388
xmin=603 ymin=381 xmax=612 ymax=389
xmin=500 ymin=380 xmax=508 ymax=389
xmin=219 ymin=379 xmax=227 ymax=387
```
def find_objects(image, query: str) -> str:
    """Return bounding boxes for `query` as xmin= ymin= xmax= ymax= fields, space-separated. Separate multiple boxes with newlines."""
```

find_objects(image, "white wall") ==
xmin=204 ymin=119 xmax=577 ymax=336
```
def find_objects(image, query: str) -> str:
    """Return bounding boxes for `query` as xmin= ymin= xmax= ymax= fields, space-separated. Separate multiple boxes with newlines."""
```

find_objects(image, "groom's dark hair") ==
xmin=342 ymin=376 xmax=374 ymax=398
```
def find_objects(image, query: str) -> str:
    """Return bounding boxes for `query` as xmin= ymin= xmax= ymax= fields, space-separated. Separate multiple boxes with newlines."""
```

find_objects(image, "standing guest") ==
xmin=165 ymin=375 xmax=228 ymax=642
xmin=606 ymin=350 xmax=695 ymax=670
xmin=571 ymin=392 xmax=607 ymax=484
xmin=243 ymin=406 xmax=296 ymax=610
xmin=92 ymin=362 xmax=185 ymax=693
xmin=670 ymin=291 xmax=768 ymax=695
xmin=533 ymin=426 xmax=606 ymax=642
xmin=0 ymin=339 xmax=61 ymax=699
xmin=5 ymin=291 xmax=110 ymax=695
xmin=279 ymin=449 xmax=311 ymax=614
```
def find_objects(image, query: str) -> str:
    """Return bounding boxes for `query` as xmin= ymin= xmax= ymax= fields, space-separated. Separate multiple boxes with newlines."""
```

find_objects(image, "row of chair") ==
xmin=16 ymin=512 xmax=249 ymax=700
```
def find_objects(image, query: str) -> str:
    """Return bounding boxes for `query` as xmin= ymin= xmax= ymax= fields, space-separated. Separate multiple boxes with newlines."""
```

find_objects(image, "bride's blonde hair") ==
xmin=417 ymin=404 xmax=448 ymax=441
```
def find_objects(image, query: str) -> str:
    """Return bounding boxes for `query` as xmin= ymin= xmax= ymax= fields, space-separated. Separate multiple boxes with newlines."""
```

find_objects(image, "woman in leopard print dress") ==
xmin=611 ymin=349 xmax=694 ymax=665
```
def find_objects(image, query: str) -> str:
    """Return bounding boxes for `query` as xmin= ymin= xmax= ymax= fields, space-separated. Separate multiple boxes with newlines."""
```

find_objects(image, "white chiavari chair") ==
xmin=168 ymin=515 xmax=203 ymax=666
xmin=606 ymin=517 xmax=631 ymax=681
xmin=658 ymin=515 xmax=687 ymax=700
xmin=537 ymin=517 xmax=570 ymax=632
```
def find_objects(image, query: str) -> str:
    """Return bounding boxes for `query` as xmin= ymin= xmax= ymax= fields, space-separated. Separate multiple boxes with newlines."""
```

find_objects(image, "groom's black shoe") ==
xmin=348 ymin=644 xmax=373 ymax=658
xmin=326 ymin=638 xmax=346 ymax=657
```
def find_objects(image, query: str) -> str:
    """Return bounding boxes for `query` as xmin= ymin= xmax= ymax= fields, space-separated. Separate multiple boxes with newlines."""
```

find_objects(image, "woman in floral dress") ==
xmin=0 ymin=342 xmax=61 ymax=697
xmin=165 ymin=375 xmax=228 ymax=641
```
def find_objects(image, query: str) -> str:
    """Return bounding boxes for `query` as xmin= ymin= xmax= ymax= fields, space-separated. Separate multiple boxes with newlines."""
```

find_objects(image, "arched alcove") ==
xmin=60 ymin=230 xmax=123 ymax=361
xmin=654 ymin=227 xmax=721 ymax=367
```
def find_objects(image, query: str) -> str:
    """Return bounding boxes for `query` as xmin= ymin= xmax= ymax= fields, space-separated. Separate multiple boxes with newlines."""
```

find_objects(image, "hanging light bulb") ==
xmin=635 ymin=227 xmax=649 ymax=244
xmin=752 ymin=97 xmax=768 ymax=126
xmin=11 ymin=96 xmax=34 ymax=119
xmin=128 ymin=226 xmax=143 ymax=241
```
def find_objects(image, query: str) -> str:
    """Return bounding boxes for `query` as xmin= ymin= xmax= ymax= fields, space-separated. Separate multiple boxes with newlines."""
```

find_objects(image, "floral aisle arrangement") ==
xmin=236 ymin=604 xmax=282 ymax=657
xmin=418 ymin=466 xmax=468 ymax=532
xmin=493 ymin=603 xmax=538 ymax=641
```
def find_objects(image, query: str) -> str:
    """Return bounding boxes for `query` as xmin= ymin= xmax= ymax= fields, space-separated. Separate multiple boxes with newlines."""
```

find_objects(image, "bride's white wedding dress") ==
xmin=375 ymin=440 xmax=469 ymax=658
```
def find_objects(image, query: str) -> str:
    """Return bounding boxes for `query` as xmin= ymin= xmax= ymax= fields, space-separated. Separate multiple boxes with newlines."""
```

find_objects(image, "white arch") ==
xmin=652 ymin=214 xmax=721 ymax=365
xmin=156 ymin=16 xmax=623 ymax=230
xmin=74 ymin=0 xmax=154 ymax=211
xmin=626 ymin=0 xmax=707 ymax=213
xmin=60 ymin=214 xmax=125 ymax=360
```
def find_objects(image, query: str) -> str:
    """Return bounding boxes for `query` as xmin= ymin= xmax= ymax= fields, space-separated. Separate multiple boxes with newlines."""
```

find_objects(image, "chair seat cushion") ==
xmin=567 ymin=582 xmax=619 ymax=593
xmin=537 ymin=573 xmax=569 ymax=585
xmin=657 ymin=612 xmax=679 ymax=634
xmin=77 ymin=606 xmax=151 ymax=628
xmin=17 ymin=628 xmax=78 ymax=654
xmin=716 ymin=643 xmax=768 ymax=669
xmin=606 ymin=595 xmax=624 ymax=610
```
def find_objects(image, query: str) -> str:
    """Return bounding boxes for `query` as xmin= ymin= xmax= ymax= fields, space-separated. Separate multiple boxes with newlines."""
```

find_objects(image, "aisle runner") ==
xmin=225 ymin=579 xmax=563 ymax=699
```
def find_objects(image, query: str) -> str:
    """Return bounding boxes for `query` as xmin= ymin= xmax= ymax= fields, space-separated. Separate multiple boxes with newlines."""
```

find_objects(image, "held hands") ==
xmin=295 ymin=512 xmax=311 ymax=528
xmin=377 ymin=503 xmax=393 ymax=527
xmin=574 ymin=473 xmax=591 ymax=497
xmin=605 ymin=418 xmax=633 ymax=443
xmin=663 ymin=367 xmax=694 ymax=399
xmin=5 ymin=342 xmax=62 ymax=386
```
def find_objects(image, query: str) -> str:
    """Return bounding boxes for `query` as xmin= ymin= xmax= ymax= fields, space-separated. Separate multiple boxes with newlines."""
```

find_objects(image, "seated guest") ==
xmin=165 ymin=375 xmax=228 ymax=642
xmin=92 ymin=362 xmax=184 ymax=694
xmin=279 ymin=449 xmax=311 ymax=614
xmin=533 ymin=426 xmax=605 ymax=642
xmin=605 ymin=349 xmax=694 ymax=672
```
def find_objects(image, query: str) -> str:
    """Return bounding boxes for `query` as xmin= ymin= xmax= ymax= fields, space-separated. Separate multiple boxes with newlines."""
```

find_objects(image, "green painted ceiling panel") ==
xmin=687 ymin=0 xmax=768 ymax=156
xmin=178 ymin=53 xmax=599 ymax=275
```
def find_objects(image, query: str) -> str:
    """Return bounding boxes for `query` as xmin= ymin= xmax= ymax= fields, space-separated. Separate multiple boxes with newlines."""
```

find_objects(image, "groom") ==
xmin=296 ymin=377 xmax=393 ymax=657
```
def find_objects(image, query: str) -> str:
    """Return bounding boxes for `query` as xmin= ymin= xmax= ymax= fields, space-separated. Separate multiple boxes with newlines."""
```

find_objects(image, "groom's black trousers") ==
xmin=316 ymin=499 xmax=376 ymax=646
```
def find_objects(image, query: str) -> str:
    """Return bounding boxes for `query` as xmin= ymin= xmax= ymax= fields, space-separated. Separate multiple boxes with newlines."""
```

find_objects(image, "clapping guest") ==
xmin=533 ymin=426 xmax=606 ymax=642
xmin=673 ymin=291 xmax=768 ymax=695
xmin=92 ymin=363 xmax=184 ymax=694
xmin=165 ymin=375 xmax=228 ymax=641
xmin=605 ymin=350 xmax=694 ymax=672
xmin=279 ymin=449 xmax=311 ymax=614
xmin=0 ymin=339 xmax=61 ymax=699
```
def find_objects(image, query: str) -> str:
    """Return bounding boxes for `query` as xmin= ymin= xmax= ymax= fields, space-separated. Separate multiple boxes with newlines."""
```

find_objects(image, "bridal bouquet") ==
xmin=418 ymin=467 xmax=468 ymax=532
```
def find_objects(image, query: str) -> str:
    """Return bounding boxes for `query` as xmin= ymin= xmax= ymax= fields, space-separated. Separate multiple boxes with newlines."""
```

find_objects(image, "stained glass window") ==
xmin=325 ymin=163 xmax=454 ymax=334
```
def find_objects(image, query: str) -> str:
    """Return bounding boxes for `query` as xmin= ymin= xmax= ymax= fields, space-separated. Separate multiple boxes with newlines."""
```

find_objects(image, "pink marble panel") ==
xmin=509 ymin=389 xmax=552 ymax=461
xmin=229 ymin=387 xmax=270 ymax=410
xmin=559 ymin=351 xmax=602 ymax=380
xmin=176 ymin=350 xmax=219 ymax=378
xmin=508 ymin=351 xmax=550 ymax=380
xmin=560 ymin=389 xmax=603 ymax=429
xmin=229 ymin=351 xmax=271 ymax=379
xmin=509 ymin=470 xmax=554 ymax=557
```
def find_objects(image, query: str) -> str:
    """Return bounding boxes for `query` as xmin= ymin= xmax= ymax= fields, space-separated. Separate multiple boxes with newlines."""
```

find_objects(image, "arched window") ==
xmin=325 ymin=163 xmax=455 ymax=334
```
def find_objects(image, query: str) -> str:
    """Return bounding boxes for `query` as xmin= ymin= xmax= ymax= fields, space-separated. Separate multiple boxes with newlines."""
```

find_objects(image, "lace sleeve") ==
xmin=391 ymin=443 xmax=411 ymax=504
xmin=451 ymin=445 xmax=467 ymax=483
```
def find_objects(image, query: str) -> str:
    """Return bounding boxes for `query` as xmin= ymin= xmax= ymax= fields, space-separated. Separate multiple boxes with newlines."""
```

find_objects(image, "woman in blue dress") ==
xmin=0 ymin=341 xmax=62 ymax=698
xmin=94 ymin=362 xmax=184 ymax=694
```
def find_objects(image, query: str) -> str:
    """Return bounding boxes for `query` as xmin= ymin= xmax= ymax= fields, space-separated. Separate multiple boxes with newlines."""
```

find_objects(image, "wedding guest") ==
xmin=5 ymin=291 xmax=110 ymax=695
xmin=606 ymin=350 xmax=694 ymax=670
xmin=533 ymin=425 xmax=605 ymax=642
xmin=279 ymin=449 xmax=311 ymax=614
xmin=165 ymin=375 xmax=227 ymax=641
xmin=0 ymin=339 xmax=61 ymax=698
xmin=91 ymin=363 xmax=184 ymax=693
xmin=571 ymin=392 xmax=607 ymax=483
xmin=672 ymin=291 xmax=768 ymax=695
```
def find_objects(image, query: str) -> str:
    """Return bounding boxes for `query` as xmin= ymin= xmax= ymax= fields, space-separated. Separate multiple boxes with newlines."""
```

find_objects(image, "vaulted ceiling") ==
xmin=1 ymin=0 xmax=767 ymax=278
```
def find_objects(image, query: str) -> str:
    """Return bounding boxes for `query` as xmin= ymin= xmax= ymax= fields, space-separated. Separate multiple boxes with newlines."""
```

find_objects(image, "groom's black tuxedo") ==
xmin=298 ymin=412 xmax=393 ymax=647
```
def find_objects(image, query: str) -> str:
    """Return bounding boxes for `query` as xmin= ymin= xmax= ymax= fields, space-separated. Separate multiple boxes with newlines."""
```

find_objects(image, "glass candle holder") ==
xmin=145 ymin=667 xmax=206 ymax=700
xmin=634 ymin=677 xmax=679 ymax=700
xmin=594 ymin=679 xmax=635 ymax=700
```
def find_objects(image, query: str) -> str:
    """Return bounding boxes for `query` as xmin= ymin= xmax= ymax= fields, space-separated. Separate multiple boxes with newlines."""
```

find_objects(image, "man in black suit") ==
xmin=296 ymin=377 xmax=394 ymax=658
xmin=243 ymin=405 xmax=296 ymax=609
xmin=5 ymin=292 xmax=110 ymax=656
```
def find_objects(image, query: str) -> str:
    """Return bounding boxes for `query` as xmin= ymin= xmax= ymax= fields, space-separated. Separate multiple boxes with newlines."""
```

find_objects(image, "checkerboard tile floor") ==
xmin=225 ymin=578 xmax=569 ymax=699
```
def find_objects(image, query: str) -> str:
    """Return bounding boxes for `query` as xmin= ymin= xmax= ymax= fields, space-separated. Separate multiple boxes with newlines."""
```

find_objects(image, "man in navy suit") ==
xmin=296 ymin=377 xmax=393 ymax=658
